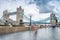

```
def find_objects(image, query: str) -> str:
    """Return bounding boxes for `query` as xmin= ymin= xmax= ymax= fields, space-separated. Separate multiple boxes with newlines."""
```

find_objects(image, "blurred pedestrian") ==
xmin=32 ymin=24 xmax=38 ymax=33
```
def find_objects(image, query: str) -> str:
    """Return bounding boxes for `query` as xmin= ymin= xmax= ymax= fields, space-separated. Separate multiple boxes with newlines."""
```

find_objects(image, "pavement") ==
xmin=0 ymin=27 xmax=60 ymax=40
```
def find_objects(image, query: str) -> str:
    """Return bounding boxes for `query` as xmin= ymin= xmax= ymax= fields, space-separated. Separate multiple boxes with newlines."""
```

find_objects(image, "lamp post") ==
xmin=29 ymin=14 xmax=32 ymax=30
xmin=30 ymin=15 xmax=32 ymax=26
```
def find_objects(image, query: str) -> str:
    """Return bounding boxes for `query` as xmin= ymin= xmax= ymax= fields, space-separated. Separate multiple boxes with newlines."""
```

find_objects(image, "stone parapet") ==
xmin=0 ymin=27 xmax=29 ymax=34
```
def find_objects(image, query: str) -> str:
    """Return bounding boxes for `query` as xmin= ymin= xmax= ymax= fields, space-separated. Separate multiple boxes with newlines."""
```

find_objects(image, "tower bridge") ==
xmin=8 ymin=12 xmax=60 ymax=24
xmin=0 ymin=6 xmax=60 ymax=25
xmin=0 ymin=6 xmax=24 ymax=25
xmin=4 ymin=12 xmax=51 ymax=24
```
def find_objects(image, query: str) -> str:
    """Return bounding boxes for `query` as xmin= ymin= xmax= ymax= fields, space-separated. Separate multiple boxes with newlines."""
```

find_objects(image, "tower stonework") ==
xmin=3 ymin=10 xmax=9 ymax=22
xmin=50 ymin=13 xmax=56 ymax=26
xmin=16 ymin=6 xmax=24 ymax=25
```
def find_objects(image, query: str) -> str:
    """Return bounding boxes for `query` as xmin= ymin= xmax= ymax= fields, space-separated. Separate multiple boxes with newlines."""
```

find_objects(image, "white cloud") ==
xmin=24 ymin=4 xmax=39 ymax=17
xmin=9 ymin=15 xmax=16 ymax=21
xmin=47 ymin=1 xmax=60 ymax=15
xmin=0 ymin=0 xmax=52 ymax=22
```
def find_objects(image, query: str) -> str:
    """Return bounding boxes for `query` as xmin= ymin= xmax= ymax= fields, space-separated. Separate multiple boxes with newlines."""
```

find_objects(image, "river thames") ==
xmin=0 ymin=27 xmax=60 ymax=40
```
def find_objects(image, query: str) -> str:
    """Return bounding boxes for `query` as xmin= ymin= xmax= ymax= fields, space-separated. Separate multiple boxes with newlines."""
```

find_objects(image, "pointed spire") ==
xmin=17 ymin=6 xmax=24 ymax=12
xmin=19 ymin=6 xmax=22 ymax=10
xmin=3 ymin=9 xmax=8 ymax=14
xmin=51 ymin=12 xmax=55 ymax=16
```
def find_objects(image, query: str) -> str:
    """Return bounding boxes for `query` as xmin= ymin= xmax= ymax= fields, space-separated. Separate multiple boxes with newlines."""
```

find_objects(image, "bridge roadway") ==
xmin=0 ymin=27 xmax=60 ymax=40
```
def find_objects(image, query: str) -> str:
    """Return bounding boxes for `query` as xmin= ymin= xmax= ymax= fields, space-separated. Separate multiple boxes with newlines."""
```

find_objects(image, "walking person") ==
xmin=32 ymin=24 xmax=38 ymax=33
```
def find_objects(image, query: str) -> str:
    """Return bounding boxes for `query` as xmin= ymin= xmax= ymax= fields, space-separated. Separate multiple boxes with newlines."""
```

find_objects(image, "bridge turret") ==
xmin=16 ymin=6 xmax=24 ymax=25
xmin=50 ymin=13 xmax=57 ymax=27
xmin=3 ymin=10 xmax=9 ymax=22
xmin=50 ymin=13 xmax=55 ymax=20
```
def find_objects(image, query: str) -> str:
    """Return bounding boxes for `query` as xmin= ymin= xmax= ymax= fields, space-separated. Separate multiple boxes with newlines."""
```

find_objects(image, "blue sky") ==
xmin=0 ymin=0 xmax=60 ymax=22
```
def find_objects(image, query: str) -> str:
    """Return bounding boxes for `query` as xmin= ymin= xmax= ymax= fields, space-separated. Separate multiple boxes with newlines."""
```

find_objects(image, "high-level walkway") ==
xmin=0 ymin=27 xmax=60 ymax=40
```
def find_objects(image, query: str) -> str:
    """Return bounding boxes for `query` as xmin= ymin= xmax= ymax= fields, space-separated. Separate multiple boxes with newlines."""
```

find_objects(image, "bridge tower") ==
xmin=16 ymin=6 xmax=24 ymax=25
xmin=50 ymin=13 xmax=57 ymax=27
xmin=3 ymin=10 xmax=9 ymax=22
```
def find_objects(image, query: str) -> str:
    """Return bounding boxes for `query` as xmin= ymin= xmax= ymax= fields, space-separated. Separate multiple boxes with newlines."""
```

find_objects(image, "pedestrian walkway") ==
xmin=0 ymin=27 xmax=60 ymax=40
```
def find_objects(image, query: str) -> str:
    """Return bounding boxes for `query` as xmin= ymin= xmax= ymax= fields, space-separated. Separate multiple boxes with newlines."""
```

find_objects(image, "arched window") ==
xmin=20 ymin=20 xmax=23 ymax=25
xmin=4 ymin=20 xmax=8 ymax=25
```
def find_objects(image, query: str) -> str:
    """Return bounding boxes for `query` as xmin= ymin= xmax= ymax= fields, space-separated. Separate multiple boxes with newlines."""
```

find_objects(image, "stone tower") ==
xmin=3 ymin=10 xmax=9 ymax=22
xmin=16 ymin=6 xmax=24 ymax=24
xmin=50 ymin=13 xmax=56 ymax=26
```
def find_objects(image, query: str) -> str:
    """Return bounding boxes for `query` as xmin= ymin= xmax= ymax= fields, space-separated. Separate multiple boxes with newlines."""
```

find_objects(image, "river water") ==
xmin=0 ymin=27 xmax=60 ymax=40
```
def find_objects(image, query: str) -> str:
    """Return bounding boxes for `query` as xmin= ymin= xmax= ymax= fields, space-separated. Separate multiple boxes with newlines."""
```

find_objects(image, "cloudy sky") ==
xmin=0 ymin=0 xmax=60 ymax=22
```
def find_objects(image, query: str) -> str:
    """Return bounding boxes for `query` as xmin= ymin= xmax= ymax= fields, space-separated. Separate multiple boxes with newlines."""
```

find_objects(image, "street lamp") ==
xmin=29 ymin=14 xmax=32 ymax=30
xmin=29 ymin=14 xmax=32 ymax=26
xmin=29 ymin=15 xmax=32 ymax=26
